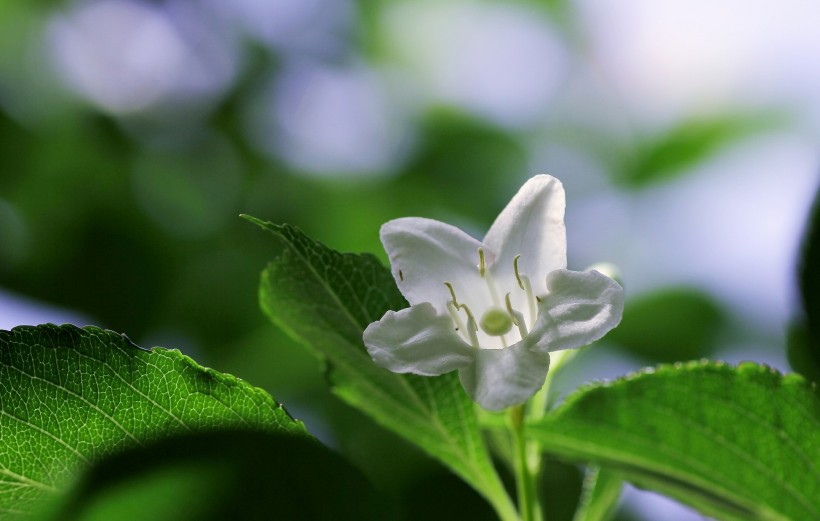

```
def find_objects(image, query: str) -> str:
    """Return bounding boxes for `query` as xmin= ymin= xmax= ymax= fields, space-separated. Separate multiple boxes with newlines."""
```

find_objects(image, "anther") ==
xmin=444 ymin=282 xmax=476 ymax=325
xmin=444 ymin=282 xmax=460 ymax=307
xmin=478 ymin=248 xmax=486 ymax=277
xmin=513 ymin=255 xmax=524 ymax=289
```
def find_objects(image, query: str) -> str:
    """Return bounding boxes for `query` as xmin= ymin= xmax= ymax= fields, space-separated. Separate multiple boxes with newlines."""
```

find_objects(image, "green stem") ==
xmin=525 ymin=370 xmax=552 ymax=483
xmin=520 ymin=351 xmax=573 ymax=521
xmin=506 ymin=351 xmax=578 ymax=521
xmin=510 ymin=404 xmax=538 ymax=521
xmin=487 ymin=490 xmax=523 ymax=521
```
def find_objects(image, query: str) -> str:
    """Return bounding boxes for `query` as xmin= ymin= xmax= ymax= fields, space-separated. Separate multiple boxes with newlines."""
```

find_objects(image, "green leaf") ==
xmin=529 ymin=362 xmax=820 ymax=521
xmin=37 ymin=429 xmax=389 ymax=521
xmin=247 ymin=217 xmax=518 ymax=521
xmin=0 ymin=324 xmax=306 ymax=518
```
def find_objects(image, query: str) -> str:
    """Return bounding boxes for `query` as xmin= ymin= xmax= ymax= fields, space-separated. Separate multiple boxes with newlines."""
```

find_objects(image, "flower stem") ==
xmin=510 ymin=404 xmax=539 ymax=521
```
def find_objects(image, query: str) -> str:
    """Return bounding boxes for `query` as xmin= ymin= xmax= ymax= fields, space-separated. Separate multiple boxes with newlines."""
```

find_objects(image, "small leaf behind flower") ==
xmin=529 ymin=362 xmax=820 ymax=521
xmin=615 ymin=113 xmax=780 ymax=188
xmin=606 ymin=288 xmax=726 ymax=362
xmin=247 ymin=217 xmax=518 ymax=520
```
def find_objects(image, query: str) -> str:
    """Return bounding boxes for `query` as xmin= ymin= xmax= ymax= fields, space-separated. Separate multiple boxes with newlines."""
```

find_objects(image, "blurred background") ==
xmin=1 ymin=0 xmax=819 ymax=519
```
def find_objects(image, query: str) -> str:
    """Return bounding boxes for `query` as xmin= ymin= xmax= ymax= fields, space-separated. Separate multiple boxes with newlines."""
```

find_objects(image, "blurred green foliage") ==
xmin=607 ymin=288 xmax=726 ymax=362
xmin=612 ymin=114 xmax=781 ymax=188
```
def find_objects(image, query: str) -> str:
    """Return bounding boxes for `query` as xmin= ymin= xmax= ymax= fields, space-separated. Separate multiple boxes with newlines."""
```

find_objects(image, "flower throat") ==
xmin=444 ymin=248 xmax=538 ymax=349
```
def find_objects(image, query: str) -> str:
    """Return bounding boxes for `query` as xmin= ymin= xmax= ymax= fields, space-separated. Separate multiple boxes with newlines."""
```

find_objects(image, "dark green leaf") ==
xmin=787 ymin=321 xmax=820 ymax=384
xmin=37 ymin=429 xmax=388 ymax=521
xmin=530 ymin=362 xmax=819 ymax=521
xmin=797 ymin=182 xmax=820 ymax=379
xmin=0 ymin=324 xmax=305 ymax=518
xmin=247 ymin=218 xmax=518 ymax=520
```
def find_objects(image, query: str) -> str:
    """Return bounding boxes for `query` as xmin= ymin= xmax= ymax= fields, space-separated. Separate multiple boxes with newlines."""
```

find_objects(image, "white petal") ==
xmin=381 ymin=217 xmax=488 ymax=312
xmin=364 ymin=303 xmax=476 ymax=376
xmin=530 ymin=269 xmax=624 ymax=353
xmin=458 ymin=342 xmax=550 ymax=411
xmin=483 ymin=175 xmax=567 ymax=295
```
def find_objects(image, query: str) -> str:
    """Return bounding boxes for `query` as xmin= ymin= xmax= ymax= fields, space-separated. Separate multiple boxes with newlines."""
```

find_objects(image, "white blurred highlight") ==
xmin=383 ymin=0 xmax=567 ymax=128
xmin=566 ymin=137 xmax=819 ymax=331
xmin=47 ymin=0 xmax=236 ymax=114
xmin=204 ymin=0 xmax=352 ymax=56
xmin=578 ymin=0 xmax=820 ymax=127
xmin=248 ymin=63 xmax=406 ymax=176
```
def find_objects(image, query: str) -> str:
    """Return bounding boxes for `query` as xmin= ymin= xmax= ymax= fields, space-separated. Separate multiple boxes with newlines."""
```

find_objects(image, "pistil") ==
xmin=477 ymin=248 xmax=511 ymax=347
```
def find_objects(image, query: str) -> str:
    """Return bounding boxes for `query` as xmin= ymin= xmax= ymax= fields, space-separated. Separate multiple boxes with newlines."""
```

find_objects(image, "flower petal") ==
xmin=364 ymin=303 xmax=475 ymax=376
xmin=458 ymin=342 xmax=550 ymax=411
xmin=483 ymin=175 xmax=566 ymax=295
xmin=530 ymin=269 xmax=624 ymax=353
xmin=381 ymin=217 xmax=488 ymax=312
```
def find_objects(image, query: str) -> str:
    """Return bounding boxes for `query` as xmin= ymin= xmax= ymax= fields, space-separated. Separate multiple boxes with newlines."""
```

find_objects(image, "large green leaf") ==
xmin=0 ymin=324 xmax=305 ymax=518
xmin=247 ymin=218 xmax=518 ymax=521
xmin=529 ymin=362 xmax=820 ymax=521
xmin=37 ymin=429 xmax=389 ymax=521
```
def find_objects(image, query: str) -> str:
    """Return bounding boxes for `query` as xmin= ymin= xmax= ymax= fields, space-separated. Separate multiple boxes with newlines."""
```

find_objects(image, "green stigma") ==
xmin=479 ymin=308 xmax=513 ymax=336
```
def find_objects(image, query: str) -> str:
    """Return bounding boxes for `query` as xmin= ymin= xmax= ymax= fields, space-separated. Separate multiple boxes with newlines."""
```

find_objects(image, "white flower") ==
xmin=363 ymin=175 xmax=624 ymax=410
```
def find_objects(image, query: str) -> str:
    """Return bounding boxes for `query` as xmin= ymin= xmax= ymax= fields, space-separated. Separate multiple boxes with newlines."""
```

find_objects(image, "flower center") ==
xmin=444 ymin=249 xmax=538 ymax=349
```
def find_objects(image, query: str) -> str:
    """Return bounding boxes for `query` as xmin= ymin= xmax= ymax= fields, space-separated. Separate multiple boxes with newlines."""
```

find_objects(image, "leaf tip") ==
xmin=240 ymin=213 xmax=267 ymax=228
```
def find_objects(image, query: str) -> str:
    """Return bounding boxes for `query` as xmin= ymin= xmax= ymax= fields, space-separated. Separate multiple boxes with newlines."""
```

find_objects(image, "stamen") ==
xmin=477 ymin=248 xmax=502 ymax=308
xmin=505 ymin=293 xmax=528 ymax=338
xmin=465 ymin=313 xmax=480 ymax=348
xmin=444 ymin=282 xmax=460 ymax=307
xmin=512 ymin=254 xmax=537 ymax=326
xmin=445 ymin=282 xmax=479 ymax=348
xmin=446 ymin=301 xmax=467 ymax=336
